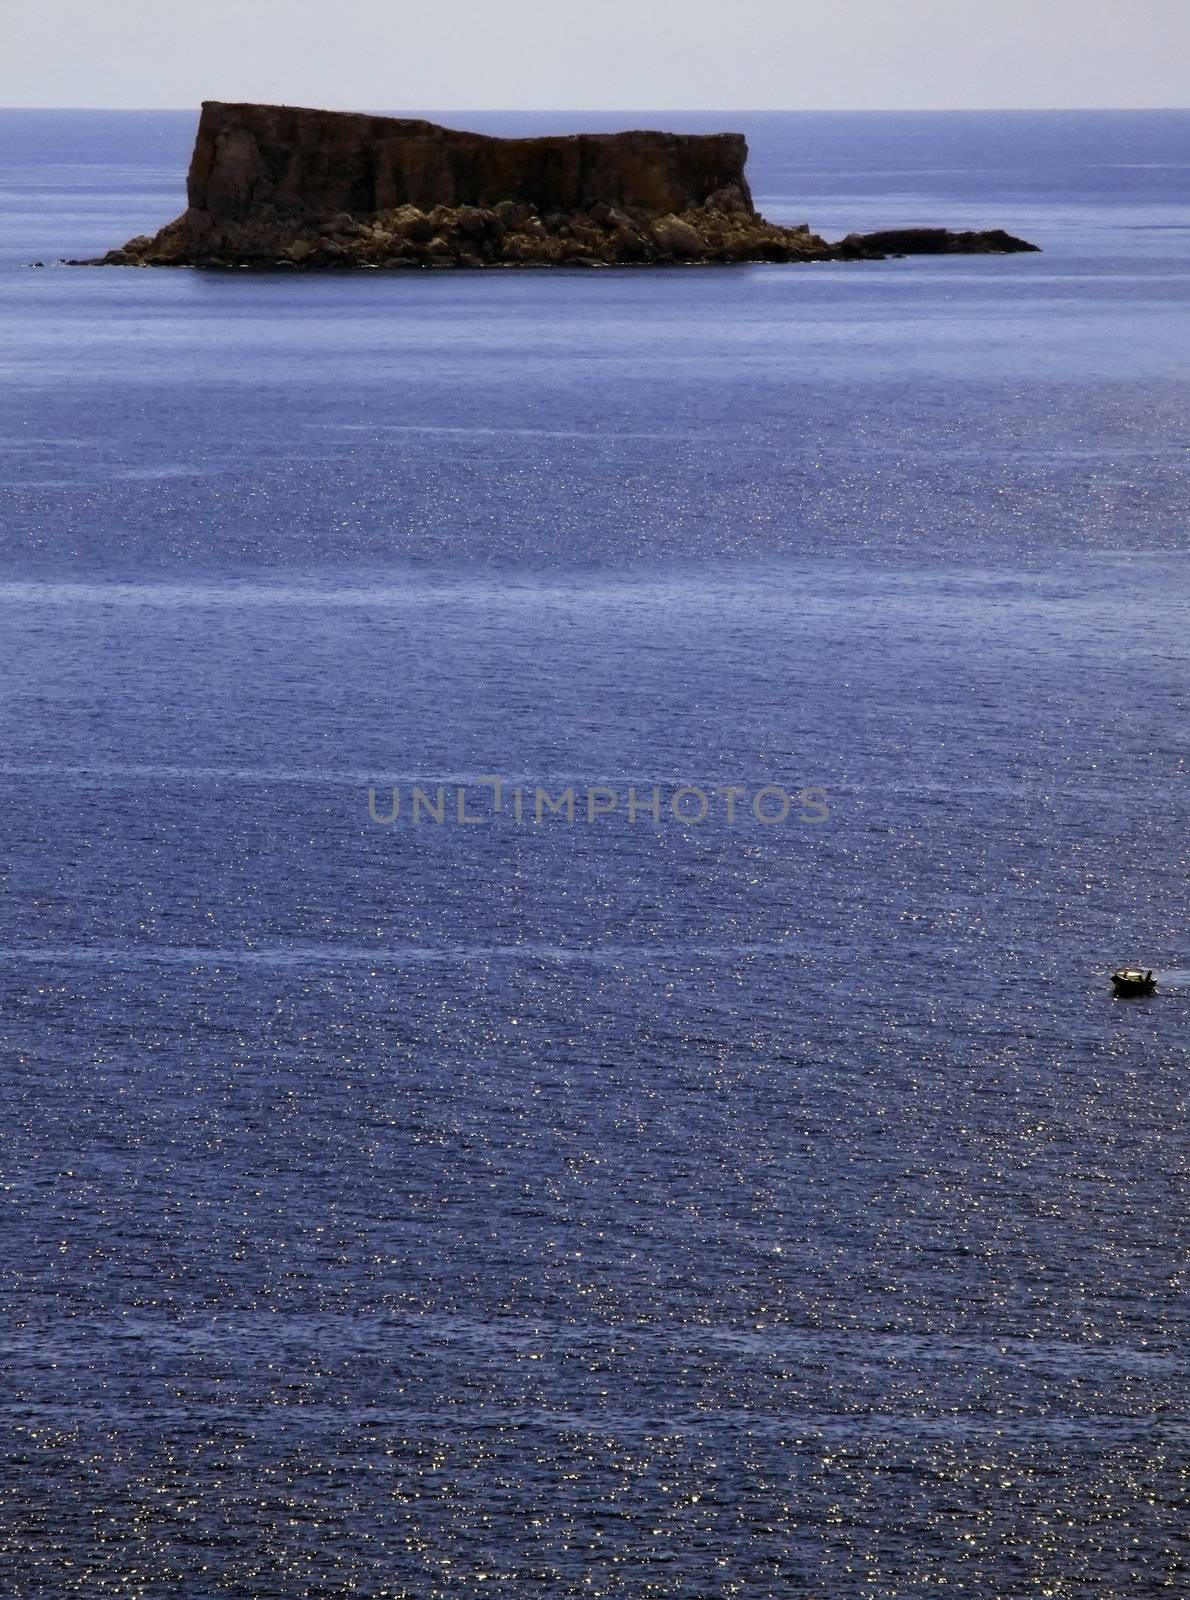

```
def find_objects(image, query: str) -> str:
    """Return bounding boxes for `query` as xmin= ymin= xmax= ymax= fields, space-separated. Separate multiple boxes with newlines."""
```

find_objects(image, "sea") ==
xmin=0 ymin=109 xmax=1186 ymax=1597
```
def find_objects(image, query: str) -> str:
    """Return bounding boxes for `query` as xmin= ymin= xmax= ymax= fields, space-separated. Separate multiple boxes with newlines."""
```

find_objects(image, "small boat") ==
xmin=1111 ymin=968 xmax=1156 ymax=997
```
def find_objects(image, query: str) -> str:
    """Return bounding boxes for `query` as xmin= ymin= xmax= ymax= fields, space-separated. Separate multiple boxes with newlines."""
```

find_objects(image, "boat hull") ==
xmin=1111 ymin=970 xmax=1156 ymax=997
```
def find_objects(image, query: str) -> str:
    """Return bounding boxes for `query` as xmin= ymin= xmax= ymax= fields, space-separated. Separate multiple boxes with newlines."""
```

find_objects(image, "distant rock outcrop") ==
xmin=837 ymin=227 xmax=1039 ymax=258
xmin=80 ymin=102 xmax=1039 ymax=270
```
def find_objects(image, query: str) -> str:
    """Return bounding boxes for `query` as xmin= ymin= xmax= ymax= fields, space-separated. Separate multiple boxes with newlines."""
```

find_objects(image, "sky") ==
xmin=4 ymin=0 xmax=1187 ymax=111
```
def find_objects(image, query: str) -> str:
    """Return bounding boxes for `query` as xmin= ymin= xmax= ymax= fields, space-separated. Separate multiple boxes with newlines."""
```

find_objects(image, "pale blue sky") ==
xmin=4 ymin=0 xmax=1186 ymax=110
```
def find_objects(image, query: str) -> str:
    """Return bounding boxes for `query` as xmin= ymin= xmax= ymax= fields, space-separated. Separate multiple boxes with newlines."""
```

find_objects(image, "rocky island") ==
xmin=84 ymin=101 xmax=1039 ymax=270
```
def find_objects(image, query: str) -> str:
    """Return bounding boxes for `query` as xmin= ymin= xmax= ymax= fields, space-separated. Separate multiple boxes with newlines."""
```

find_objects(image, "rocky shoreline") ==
xmin=73 ymin=102 xmax=1039 ymax=272
xmin=79 ymin=211 xmax=1038 ymax=271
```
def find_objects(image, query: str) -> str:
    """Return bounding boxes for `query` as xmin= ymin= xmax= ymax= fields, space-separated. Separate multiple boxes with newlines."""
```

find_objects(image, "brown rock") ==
xmin=610 ymin=227 xmax=649 ymax=261
xmin=80 ymin=100 xmax=1039 ymax=271
xmin=183 ymin=101 xmax=753 ymax=221
xmin=835 ymin=227 xmax=1040 ymax=257
xmin=650 ymin=215 xmax=705 ymax=258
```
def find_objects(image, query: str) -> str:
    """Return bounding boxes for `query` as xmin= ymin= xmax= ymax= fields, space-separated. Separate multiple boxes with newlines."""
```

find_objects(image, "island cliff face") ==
xmin=188 ymin=103 xmax=755 ymax=218
xmin=90 ymin=102 xmax=1038 ymax=270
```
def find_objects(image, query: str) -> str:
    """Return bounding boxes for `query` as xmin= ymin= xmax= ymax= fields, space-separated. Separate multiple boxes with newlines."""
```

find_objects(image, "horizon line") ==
xmin=1 ymin=103 xmax=1188 ymax=115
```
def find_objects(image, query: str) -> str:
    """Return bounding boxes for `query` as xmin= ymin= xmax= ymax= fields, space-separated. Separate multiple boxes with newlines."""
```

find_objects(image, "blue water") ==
xmin=0 ymin=111 xmax=1187 ymax=1597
